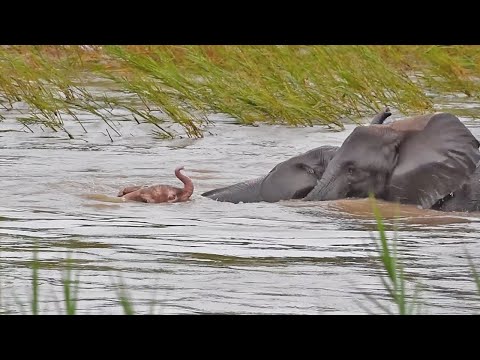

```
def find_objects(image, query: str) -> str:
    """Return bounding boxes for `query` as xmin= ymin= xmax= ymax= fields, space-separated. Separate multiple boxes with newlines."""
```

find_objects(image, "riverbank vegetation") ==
xmin=1 ymin=45 xmax=480 ymax=139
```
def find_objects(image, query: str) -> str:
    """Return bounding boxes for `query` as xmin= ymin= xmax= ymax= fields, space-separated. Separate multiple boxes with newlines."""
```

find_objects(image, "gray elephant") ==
xmin=304 ymin=112 xmax=480 ymax=210
xmin=202 ymin=108 xmax=392 ymax=203
xmin=201 ymin=145 xmax=339 ymax=203
xmin=434 ymin=165 xmax=480 ymax=212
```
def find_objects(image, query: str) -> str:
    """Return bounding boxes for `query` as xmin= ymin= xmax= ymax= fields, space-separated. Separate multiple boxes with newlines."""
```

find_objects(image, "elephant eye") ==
xmin=348 ymin=166 xmax=354 ymax=175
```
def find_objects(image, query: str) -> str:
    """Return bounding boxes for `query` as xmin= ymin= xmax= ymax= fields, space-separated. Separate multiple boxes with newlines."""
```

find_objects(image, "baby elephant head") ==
xmin=305 ymin=113 xmax=480 ymax=208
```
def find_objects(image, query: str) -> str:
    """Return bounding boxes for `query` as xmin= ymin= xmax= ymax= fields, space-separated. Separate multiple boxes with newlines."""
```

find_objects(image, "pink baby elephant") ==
xmin=118 ymin=166 xmax=194 ymax=203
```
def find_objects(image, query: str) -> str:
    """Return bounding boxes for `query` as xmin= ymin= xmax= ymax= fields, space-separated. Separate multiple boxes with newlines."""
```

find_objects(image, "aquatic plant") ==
xmin=365 ymin=196 xmax=422 ymax=315
xmin=0 ymin=45 xmax=479 ymax=139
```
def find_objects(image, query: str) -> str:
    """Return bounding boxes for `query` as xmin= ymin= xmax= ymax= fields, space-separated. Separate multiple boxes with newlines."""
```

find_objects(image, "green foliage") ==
xmin=31 ymin=246 xmax=39 ymax=315
xmin=1 ymin=45 xmax=479 ymax=139
xmin=62 ymin=256 xmax=80 ymax=315
xmin=369 ymin=196 xmax=420 ymax=315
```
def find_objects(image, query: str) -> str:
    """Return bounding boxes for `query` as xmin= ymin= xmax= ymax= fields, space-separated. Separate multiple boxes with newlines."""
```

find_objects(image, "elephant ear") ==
xmin=260 ymin=146 xmax=338 ymax=202
xmin=260 ymin=162 xmax=318 ymax=202
xmin=388 ymin=113 xmax=480 ymax=208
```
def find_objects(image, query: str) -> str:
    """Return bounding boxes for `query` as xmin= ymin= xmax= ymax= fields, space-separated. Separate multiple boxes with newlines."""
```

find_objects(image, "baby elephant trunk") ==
xmin=175 ymin=166 xmax=194 ymax=201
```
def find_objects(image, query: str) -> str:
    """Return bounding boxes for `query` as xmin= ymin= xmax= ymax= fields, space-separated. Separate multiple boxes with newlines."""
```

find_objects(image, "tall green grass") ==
xmin=367 ymin=196 xmax=480 ymax=315
xmin=31 ymin=246 xmax=39 ymax=315
xmin=1 ymin=45 xmax=480 ymax=138
xmin=62 ymin=256 xmax=80 ymax=315
xmin=368 ymin=197 xmax=421 ymax=315
xmin=467 ymin=253 xmax=480 ymax=298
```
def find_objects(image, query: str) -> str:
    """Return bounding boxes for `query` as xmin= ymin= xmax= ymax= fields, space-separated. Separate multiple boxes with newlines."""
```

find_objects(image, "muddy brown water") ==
xmin=1 ymin=100 xmax=480 ymax=314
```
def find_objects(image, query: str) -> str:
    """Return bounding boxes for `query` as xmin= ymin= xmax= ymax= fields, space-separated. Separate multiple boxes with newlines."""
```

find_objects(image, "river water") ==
xmin=0 ymin=96 xmax=479 ymax=314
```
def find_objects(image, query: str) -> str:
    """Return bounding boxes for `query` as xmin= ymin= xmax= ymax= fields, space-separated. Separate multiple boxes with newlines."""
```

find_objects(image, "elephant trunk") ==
xmin=304 ymin=164 xmax=348 ymax=201
xmin=175 ymin=166 xmax=194 ymax=201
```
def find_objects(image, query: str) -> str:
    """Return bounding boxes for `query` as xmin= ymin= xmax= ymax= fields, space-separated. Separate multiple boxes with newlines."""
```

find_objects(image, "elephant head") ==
xmin=304 ymin=113 xmax=480 ymax=209
xmin=260 ymin=107 xmax=390 ymax=202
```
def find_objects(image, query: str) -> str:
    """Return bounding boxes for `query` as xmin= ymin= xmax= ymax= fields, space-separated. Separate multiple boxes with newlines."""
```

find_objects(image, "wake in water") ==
xmin=81 ymin=193 xmax=126 ymax=203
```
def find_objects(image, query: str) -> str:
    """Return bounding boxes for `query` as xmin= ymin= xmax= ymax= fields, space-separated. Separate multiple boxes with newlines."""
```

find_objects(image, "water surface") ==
xmin=0 ymin=100 xmax=479 ymax=314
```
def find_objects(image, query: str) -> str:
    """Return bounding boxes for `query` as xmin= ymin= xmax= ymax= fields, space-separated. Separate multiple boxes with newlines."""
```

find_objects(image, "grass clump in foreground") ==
xmin=0 ymin=246 xmax=140 ymax=315
xmin=366 ymin=196 xmax=480 ymax=315
xmin=366 ymin=196 xmax=422 ymax=315
xmin=1 ymin=45 xmax=480 ymax=139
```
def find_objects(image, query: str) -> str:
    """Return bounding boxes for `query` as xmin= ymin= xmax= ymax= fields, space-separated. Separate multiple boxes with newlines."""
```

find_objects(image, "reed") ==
xmin=0 ymin=45 xmax=479 ymax=138
xmin=367 ymin=196 xmax=421 ymax=315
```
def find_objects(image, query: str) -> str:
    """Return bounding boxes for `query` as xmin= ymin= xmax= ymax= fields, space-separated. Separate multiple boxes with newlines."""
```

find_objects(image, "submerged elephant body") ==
xmin=201 ymin=176 xmax=265 ymax=204
xmin=201 ymin=145 xmax=338 ymax=203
